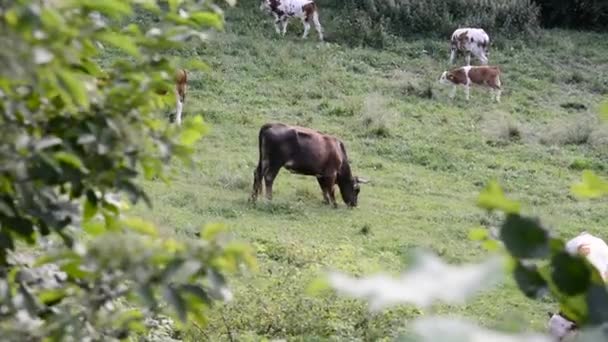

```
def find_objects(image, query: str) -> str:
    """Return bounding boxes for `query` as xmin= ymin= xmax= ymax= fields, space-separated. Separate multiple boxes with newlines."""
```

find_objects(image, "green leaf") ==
xmin=179 ymin=129 xmax=200 ymax=147
xmin=190 ymin=12 xmax=223 ymax=30
xmin=115 ymin=309 xmax=145 ymax=331
xmin=164 ymin=285 xmax=187 ymax=322
xmin=306 ymin=276 xmax=331 ymax=296
xmin=54 ymin=151 xmax=89 ymax=173
xmin=552 ymin=252 xmax=592 ymax=296
xmin=600 ymin=99 xmax=608 ymax=122
xmin=19 ymin=284 xmax=40 ymax=315
xmin=481 ymin=239 xmax=502 ymax=252
xmin=77 ymin=58 xmax=103 ymax=77
xmin=58 ymin=70 xmax=89 ymax=108
xmin=138 ymin=284 xmax=158 ymax=309
xmin=500 ymin=214 xmax=549 ymax=259
xmin=134 ymin=0 xmax=161 ymax=12
xmin=179 ymin=115 xmax=208 ymax=146
xmin=35 ymin=136 xmax=62 ymax=151
xmin=468 ymin=227 xmax=488 ymax=241
xmin=83 ymin=220 xmax=106 ymax=236
xmin=38 ymin=289 xmax=67 ymax=306
xmin=61 ymin=260 xmax=93 ymax=280
xmin=513 ymin=261 xmax=547 ymax=299
xmin=201 ymin=223 xmax=226 ymax=240
xmin=571 ymin=170 xmax=608 ymax=199
xmin=121 ymin=217 xmax=158 ymax=236
xmin=168 ymin=0 xmax=180 ymax=12
xmin=141 ymin=156 xmax=162 ymax=180
xmin=477 ymin=180 xmax=521 ymax=214
xmin=80 ymin=0 xmax=132 ymax=18
xmin=183 ymin=58 xmax=210 ymax=72
xmin=83 ymin=195 xmax=98 ymax=222
xmin=180 ymin=284 xmax=212 ymax=305
xmin=97 ymin=32 xmax=141 ymax=58
xmin=40 ymin=8 xmax=65 ymax=31
xmin=586 ymin=284 xmax=608 ymax=325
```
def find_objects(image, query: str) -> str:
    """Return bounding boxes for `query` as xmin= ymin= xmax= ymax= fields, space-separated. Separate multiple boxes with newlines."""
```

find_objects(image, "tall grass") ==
xmin=327 ymin=0 xmax=540 ymax=47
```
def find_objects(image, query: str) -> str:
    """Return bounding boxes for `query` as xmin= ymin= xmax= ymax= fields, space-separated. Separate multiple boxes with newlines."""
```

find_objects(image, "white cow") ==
xmin=547 ymin=232 xmax=608 ymax=341
xmin=450 ymin=28 xmax=490 ymax=66
xmin=259 ymin=0 xmax=323 ymax=41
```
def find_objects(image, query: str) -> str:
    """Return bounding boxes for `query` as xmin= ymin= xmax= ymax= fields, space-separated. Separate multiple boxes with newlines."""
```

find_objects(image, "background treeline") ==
xmin=319 ymin=0 xmax=606 ymax=47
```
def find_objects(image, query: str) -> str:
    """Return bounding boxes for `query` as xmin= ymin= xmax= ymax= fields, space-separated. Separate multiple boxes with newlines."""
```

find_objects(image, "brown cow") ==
xmin=250 ymin=123 xmax=368 ymax=207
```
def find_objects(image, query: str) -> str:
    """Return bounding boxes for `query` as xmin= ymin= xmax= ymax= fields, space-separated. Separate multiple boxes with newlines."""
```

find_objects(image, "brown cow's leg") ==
xmin=317 ymin=177 xmax=330 ymax=204
xmin=327 ymin=175 xmax=338 ymax=208
xmin=318 ymin=175 xmax=337 ymax=208
xmin=264 ymin=165 xmax=280 ymax=200
xmin=251 ymin=164 xmax=263 ymax=203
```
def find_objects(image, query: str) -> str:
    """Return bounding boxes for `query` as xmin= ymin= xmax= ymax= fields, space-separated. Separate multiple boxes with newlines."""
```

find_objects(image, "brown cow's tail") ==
xmin=252 ymin=124 xmax=271 ymax=201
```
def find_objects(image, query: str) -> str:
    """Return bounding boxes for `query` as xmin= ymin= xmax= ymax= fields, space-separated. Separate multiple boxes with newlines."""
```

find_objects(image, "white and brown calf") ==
xmin=547 ymin=232 xmax=608 ymax=341
xmin=155 ymin=69 xmax=188 ymax=125
xmin=450 ymin=28 xmax=490 ymax=66
xmin=259 ymin=0 xmax=323 ymax=41
xmin=439 ymin=65 xmax=502 ymax=102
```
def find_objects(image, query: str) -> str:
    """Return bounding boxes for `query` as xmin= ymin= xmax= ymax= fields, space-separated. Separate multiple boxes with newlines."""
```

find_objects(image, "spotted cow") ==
xmin=439 ymin=65 xmax=502 ymax=102
xmin=259 ymin=0 xmax=323 ymax=41
xmin=450 ymin=28 xmax=490 ymax=66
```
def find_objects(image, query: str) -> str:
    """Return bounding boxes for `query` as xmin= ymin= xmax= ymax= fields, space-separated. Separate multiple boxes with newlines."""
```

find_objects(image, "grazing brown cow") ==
xmin=250 ymin=123 xmax=368 ymax=207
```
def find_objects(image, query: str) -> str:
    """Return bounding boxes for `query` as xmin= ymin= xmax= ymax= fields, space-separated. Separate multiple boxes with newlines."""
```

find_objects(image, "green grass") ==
xmin=129 ymin=3 xmax=608 ymax=340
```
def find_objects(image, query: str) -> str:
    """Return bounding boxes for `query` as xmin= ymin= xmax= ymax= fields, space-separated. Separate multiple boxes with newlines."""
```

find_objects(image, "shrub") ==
xmin=0 ymin=0 xmax=255 ymax=340
xmin=358 ymin=94 xmax=398 ymax=138
xmin=533 ymin=0 xmax=608 ymax=31
xmin=330 ymin=9 xmax=391 ymax=48
xmin=329 ymin=0 xmax=540 ymax=44
xmin=540 ymin=113 xmax=597 ymax=146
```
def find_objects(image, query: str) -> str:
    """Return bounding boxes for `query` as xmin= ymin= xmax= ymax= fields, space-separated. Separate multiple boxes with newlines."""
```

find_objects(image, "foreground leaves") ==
xmin=410 ymin=316 xmax=552 ymax=342
xmin=0 ymin=0 xmax=244 ymax=340
xmin=328 ymin=251 xmax=502 ymax=310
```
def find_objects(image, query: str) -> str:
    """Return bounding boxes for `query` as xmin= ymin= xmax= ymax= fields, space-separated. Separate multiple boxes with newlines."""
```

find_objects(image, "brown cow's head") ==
xmin=340 ymin=176 xmax=368 ymax=207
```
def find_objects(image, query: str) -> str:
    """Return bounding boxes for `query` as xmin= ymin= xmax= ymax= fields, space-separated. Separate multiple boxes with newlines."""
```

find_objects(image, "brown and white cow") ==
xmin=439 ymin=65 xmax=502 ymax=102
xmin=250 ymin=123 xmax=367 ymax=207
xmin=450 ymin=28 xmax=490 ymax=66
xmin=259 ymin=0 xmax=323 ymax=41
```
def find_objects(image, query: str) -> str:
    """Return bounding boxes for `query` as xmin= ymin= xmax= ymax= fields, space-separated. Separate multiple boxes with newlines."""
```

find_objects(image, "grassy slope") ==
xmin=131 ymin=3 xmax=608 ymax=340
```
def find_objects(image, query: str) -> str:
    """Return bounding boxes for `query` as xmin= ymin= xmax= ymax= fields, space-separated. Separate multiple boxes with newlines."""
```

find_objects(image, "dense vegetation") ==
xmin=533 ymin=0 xmax=608 ymax=31
xmin=1 ymin=0 xmax=607 ymax=341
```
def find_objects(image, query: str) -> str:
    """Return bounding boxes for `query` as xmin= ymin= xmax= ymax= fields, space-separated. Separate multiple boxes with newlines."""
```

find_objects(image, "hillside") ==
xmin=131 ymin=2 xmax=608 ymax=340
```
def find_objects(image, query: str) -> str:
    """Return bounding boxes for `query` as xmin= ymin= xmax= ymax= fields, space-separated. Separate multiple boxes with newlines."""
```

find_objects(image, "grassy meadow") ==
xmin=128 ymin=2 xmax=608 ymax=340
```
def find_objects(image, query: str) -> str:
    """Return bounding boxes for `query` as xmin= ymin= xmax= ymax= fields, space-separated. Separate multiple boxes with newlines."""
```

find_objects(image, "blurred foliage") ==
xmin=0 ymin=0 xmax=254 ymax=340
xmin=476 ymin=171 xmax=608 ymax=333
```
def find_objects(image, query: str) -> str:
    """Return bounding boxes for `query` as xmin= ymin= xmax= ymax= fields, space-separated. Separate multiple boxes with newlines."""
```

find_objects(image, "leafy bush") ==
xmin=0 ymin=0 xmax=254 ymax=340
xmin=328 ymin=0 xmax=540 ymax=44
xmin=533 ymin=0 xmax=608 ymax=31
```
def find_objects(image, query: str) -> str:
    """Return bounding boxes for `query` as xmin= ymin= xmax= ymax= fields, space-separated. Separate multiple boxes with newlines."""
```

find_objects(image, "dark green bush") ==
xmin=533 ymin=0 xmax=608 ymax=31
xmin=327 ymin=0 xmax=540 ymax=44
